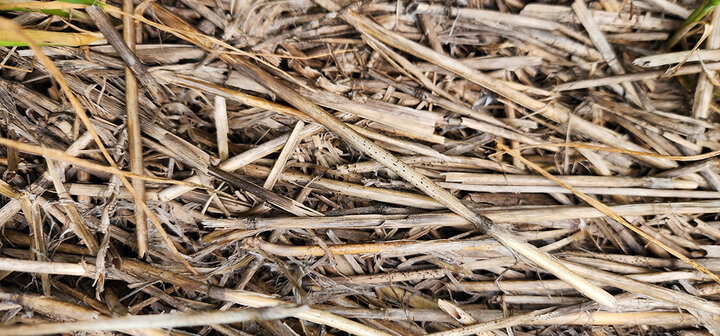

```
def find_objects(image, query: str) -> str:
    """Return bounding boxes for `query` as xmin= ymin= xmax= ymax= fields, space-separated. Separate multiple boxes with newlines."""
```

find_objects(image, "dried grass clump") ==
xmin=1 ymin=0 xmax=720 ymax=334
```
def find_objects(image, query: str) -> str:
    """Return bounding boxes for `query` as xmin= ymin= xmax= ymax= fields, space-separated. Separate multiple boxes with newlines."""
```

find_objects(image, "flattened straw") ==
xmin=323 ymin=308 xmax=697 ymax=325
xmin=263 ymin=120 xmax=304 ymax=190
xmin=0 ymin=287 xmax=102 ymax=321
xmin=0 ymin=258 xmax=95 ymax=277
xmin=0 ymin=17 xmax=197 ymax=274
xmin=644 ymin=0 xmax=692 ymax=17
xmin=635 ymin=48 xmax=720 ymax=68
xmin=443 ymin=173 xmax=698 ymax=189
xmin=518 ymin=142 xmax=720 ymax=161
xmin=417 ymin=14 xmax=444 ymax=54
xmin=243 ymin=237 xmax=500 ymax=257
xmin=122 ymin=0 xmax=147 ymax=258
xmin=439 ymin=184 xmax=720 ymax=198
xmin=0 ymin=305 xmax=309 ymax=335
xmin=0 ymin=179 xmax=19 ymax=199
xmin=214 ymin=96 xmax=229 ymax=161
xmin=556 ymin=62 xmax=720 ymax=91
xmin=427 ymin=309 xmax=553 ymax=336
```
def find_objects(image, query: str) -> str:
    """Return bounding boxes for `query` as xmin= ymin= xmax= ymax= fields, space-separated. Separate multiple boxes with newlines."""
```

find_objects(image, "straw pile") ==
xmin=1 ymin=0 xmax=720 ymax=334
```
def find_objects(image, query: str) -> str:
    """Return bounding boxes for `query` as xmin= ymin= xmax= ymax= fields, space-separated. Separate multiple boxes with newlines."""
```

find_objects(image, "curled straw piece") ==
xmin=135 ymin=1 xmax=618 ymax=309
xmin=0 ymin=17 xmax=197 ymax=275
xmin=495 ymin=141 xmax=720 ymax=285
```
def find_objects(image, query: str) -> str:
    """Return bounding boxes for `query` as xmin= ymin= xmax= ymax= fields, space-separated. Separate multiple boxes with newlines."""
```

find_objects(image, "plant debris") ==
xmin=1 ymin=0 xmax=720 ymax=335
